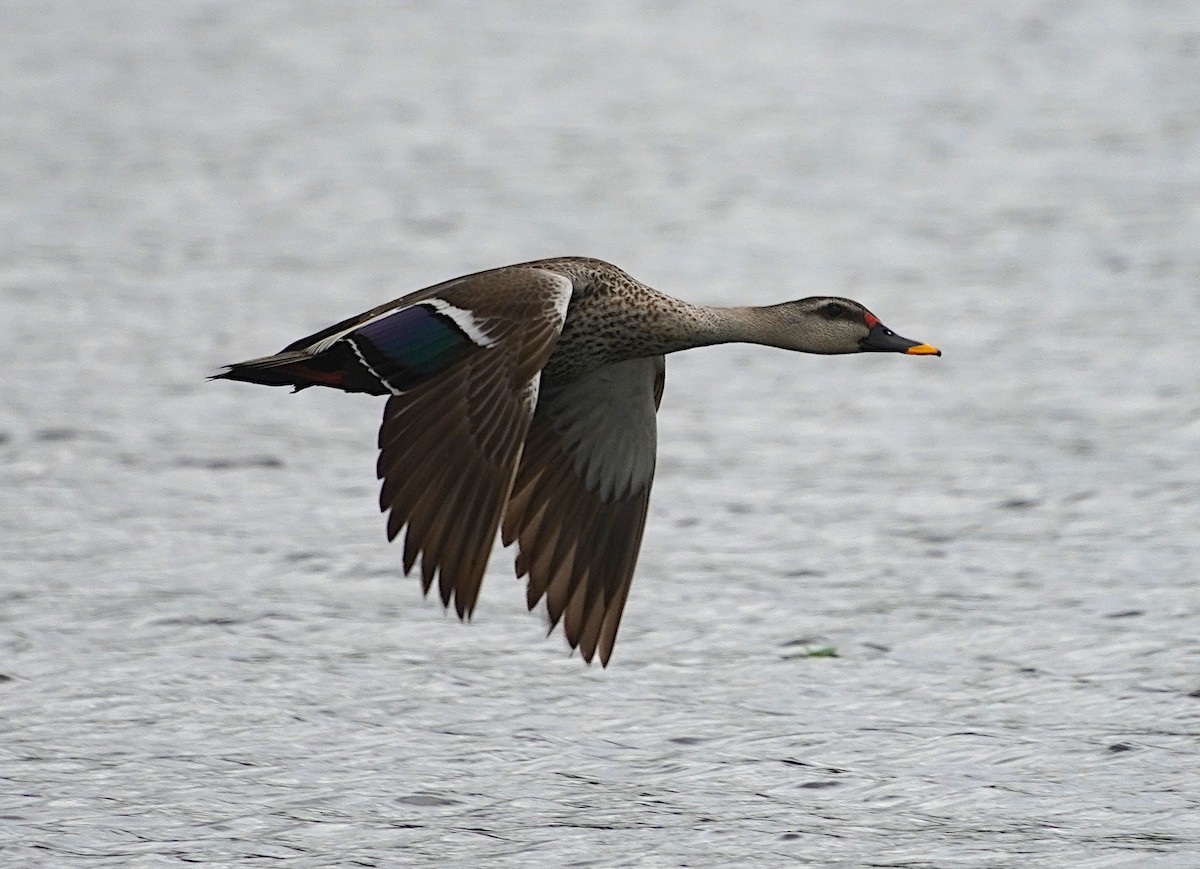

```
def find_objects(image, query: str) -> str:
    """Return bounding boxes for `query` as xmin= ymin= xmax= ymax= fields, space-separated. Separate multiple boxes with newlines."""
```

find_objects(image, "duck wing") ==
xmin=372 ymin=267 xmax=573 ymax=618
xmin=501 ymin=355 xmax=666 ymax=666
xmin=217 ymin=264 xmax=571 ymax=396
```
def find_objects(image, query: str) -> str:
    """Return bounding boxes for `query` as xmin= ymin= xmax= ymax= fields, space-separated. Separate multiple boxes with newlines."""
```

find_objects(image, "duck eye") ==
xmin=823 ymin=303 xmax=846 ymax=319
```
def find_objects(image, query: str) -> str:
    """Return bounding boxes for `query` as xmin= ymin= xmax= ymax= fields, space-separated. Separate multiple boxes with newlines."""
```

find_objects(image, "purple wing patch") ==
xmin=347 ymin=302 xmax=490 ymax=393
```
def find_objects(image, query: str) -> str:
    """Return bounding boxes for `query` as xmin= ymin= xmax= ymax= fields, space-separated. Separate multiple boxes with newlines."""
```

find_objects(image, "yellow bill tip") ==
xmin=905 ymin=343 xmax=941 ymax=356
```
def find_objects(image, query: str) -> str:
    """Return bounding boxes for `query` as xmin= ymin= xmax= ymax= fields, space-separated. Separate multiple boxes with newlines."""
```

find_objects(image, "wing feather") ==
xmin=375 ymin=268 xmax=572 ymax=618
xmin=503 ymin=356 xmax=665 ymax=665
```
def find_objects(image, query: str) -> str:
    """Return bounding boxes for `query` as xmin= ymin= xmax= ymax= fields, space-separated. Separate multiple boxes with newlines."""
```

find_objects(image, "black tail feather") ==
xmin=211 ymin=351 xmax=322 ymax=389
xmin=212 ymin=347 xmax=387 ymax=395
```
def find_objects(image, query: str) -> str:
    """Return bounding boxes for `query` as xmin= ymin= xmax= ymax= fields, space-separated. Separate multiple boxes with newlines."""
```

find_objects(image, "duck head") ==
xmin=769 ymin=297 xmax=941 ymax=356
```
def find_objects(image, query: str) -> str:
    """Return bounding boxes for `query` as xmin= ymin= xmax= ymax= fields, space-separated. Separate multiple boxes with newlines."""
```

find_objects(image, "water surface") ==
xmin=2 ymin=2 xmax=1198 ymax=865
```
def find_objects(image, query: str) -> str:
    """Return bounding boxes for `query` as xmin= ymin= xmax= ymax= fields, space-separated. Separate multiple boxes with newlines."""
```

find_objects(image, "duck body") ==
xmin=216 ymin=256 xmax=939 ymax=665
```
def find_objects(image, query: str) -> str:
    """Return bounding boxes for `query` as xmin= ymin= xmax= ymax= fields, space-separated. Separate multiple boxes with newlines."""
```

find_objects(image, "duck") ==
xmin=215 ymin=256 xmax=940 ymax=665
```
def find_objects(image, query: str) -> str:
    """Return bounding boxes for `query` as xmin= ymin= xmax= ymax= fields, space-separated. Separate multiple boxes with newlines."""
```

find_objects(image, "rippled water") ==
xmin=3 ymin=2 xmax=1199 ymax=865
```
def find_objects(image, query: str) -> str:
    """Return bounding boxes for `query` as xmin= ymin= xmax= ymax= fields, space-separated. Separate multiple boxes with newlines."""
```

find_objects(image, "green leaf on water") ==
xmin=784 ymin=645 xmax=839 ymax=659
xmin=803 ymin=646 xmax=838 ymax=658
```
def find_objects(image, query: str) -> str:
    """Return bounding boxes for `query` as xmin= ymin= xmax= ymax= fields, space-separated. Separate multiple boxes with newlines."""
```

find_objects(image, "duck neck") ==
xmin=646 ymin=299 xmax=802 ymax=354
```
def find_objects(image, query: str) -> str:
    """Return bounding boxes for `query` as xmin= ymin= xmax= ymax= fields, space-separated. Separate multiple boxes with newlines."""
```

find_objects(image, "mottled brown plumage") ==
xmin=215 ymin=257 xmax=940 ymax=665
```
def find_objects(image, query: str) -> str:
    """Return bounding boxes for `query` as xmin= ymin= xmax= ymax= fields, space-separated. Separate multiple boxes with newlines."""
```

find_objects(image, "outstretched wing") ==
xmin=373 ymin=267 xmax=573 ymax=617
xmin=217 ymin=264 xmax=569 ymax=397
xmin=501 ymin=356 xmax=665 ymax=666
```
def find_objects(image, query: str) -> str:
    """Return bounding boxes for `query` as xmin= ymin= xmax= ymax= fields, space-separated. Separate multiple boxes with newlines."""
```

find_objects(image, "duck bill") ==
xmin=904 ymin=343 xmax=941 ymax=355
xmin=859 ymin=323 xmax=941 ymax=356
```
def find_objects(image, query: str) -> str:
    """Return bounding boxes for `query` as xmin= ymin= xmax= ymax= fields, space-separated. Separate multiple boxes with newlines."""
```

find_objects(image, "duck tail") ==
xmin=211 ymin=350 xmax=347 ymax=392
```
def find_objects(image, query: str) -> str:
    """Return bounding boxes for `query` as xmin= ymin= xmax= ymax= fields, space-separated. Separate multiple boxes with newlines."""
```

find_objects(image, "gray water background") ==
xmin=2 ymin=2 xmax=1199 ymax=865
